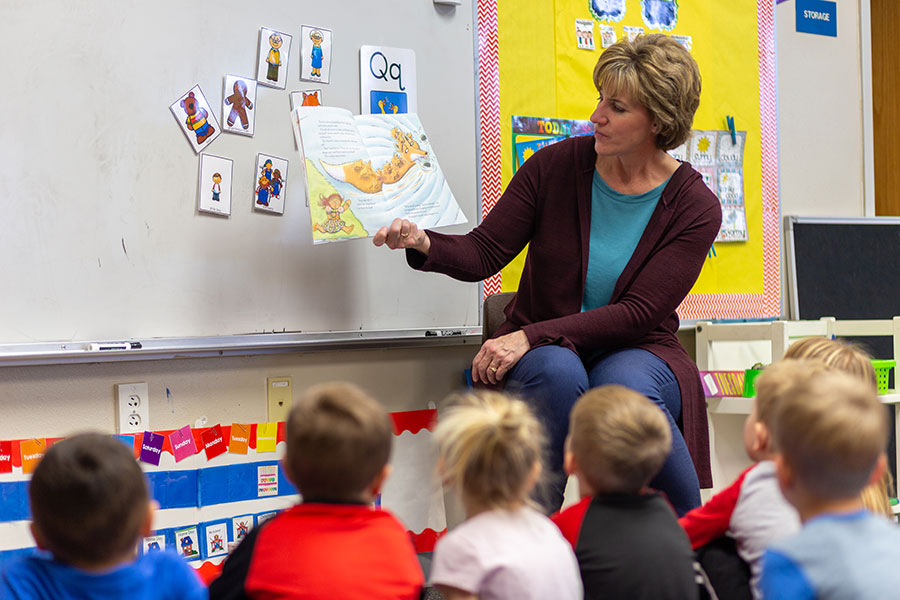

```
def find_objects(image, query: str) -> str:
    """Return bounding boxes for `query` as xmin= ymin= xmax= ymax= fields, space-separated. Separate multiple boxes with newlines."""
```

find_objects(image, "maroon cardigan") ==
xmin=408 ymin=135 xmax=722 ymax=487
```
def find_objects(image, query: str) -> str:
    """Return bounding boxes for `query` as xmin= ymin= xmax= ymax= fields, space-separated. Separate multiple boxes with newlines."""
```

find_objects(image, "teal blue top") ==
xmin=581 ymin=171 xmax=668 ymax=311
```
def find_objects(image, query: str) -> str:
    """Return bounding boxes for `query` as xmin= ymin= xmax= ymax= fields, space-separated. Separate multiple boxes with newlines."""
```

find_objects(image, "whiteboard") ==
xmin=0 ymin=0 xmax=479 ymax=345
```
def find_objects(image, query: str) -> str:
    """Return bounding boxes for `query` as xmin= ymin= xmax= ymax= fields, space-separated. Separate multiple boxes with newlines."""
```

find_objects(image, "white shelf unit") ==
xmin=697 ymin=317 xmax=900 ymax=497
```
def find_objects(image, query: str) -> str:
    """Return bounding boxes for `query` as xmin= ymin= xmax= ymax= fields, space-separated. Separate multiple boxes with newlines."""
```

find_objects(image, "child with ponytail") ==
xmin=429 ymin=391 xmax=582 ymax=600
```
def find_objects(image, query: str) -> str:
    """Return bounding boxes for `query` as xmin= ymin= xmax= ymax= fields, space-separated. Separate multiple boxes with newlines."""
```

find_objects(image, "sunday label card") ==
xmin=169 ymin=425 xmax=197 ymax=462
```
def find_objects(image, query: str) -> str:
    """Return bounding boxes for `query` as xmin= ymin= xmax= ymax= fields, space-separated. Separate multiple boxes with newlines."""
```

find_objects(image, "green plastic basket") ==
xmin=871 ymin=359 xmax=895 ymax=395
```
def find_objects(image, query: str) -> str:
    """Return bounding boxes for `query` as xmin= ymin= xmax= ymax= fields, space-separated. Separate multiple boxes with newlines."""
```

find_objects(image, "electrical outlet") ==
xmin=267 ymin=377 xmax=293 ymax=422
xmin=116 ymin=383 xmax=149 ymax=434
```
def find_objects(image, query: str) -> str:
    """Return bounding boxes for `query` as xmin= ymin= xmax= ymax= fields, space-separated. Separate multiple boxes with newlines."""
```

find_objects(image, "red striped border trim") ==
xmin=477 ymin=0 xmax=503 ymax=298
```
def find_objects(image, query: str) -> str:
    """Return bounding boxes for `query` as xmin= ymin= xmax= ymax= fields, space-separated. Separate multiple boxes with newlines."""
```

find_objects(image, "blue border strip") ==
xmin=0 ymin=461 xmax=297 ymax=522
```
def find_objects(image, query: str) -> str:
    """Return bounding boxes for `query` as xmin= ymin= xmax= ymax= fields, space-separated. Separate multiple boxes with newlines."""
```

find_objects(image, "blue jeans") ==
xmin=506 ymin=345 xmax=701 ymax=516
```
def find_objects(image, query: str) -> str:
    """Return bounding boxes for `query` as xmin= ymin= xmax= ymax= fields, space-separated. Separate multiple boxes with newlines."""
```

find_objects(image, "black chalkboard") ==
xmin=787 ymin=217 xmax=900 ymax=322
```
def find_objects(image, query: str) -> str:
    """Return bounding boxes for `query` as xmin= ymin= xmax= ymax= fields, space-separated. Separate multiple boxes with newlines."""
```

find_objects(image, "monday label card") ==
xmin=201 ymin=425 xmax=227 ymax=460
xmin=139 ymin=432 xmax=164 ymax=466
xmin=0 ymin=440 xmax=14 ymax=473
xmin=169 ymin=425 xmax=198 ymax=462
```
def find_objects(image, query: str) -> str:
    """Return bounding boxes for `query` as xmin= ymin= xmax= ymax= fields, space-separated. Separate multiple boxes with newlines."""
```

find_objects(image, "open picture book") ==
xmin=292 ymin=107 xmax=467 ymax=244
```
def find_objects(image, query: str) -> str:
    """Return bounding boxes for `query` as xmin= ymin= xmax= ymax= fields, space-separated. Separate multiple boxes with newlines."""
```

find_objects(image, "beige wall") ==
xmin=0 ymin=345 xmax=478 ymax=440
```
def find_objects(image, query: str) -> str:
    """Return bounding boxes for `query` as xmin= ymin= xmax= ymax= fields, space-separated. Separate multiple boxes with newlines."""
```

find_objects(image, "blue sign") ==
xmin=369 ymin=90 xmax=408 ymax=115
xmin=796 ymin=0 xmax=836 ymax=37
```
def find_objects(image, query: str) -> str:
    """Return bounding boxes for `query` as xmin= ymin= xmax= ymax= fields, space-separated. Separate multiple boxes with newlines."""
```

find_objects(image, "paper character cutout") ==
xmin=198 ymin=154 xmax=233 ymax=217
xmin=225 ymin=80 xmax=253 ymax=130
xmin=253 ymin=154 xmax=288 ymax=215
xmin=623 ymin=26 xmax=644 ymax=41
xmin=206 ymin=522 xmax=228 ymax=557
xmin=139 ymin=431 xmax=164 ymax=466
xmin=300 ymin=25 xmax=333 ymax=84
xmin=201 ymin=424 xmax=227 ymax=460
xmin=257 ymin=28 xmax=292 ymax=90
xmin=21 ymin=439 xmax=47 ymax=474
xmin=169 ymin=425 xmax=198 ymax=462
xmin=589 ymin=0 xmax=626 ymax=22
xmin=266 ymin=33 xmax=283 ymax=82
xmin=640 ymin=0 xmax=678 ymax=31
xmin=257 ymin=511 xmax=277 ymax=524
xmin=290 ymin=90 xmax=324 ymax=111
xmin=313 ymin=194 xmax=355 ymax=235
xmin=599 ymin=25 xmax=617 ymax=48
xmin=233 ymin=516 xmax=253 ymax=543
xmin=229 ymin=423 xmax=250 ymax=454
xmin=575 ymin=19 xmax=595 ymax=51
xmin=0 ymin=440 xmax=14 ymax=474
xmin=170 ymin=85 xmax=221 ymax=153
xmin=670 ymin=34 xmax=692 ymax=52
xmin=142 ymin=534 xmax=166 ymax=554
xmin=182 ymin=92 xmax=215 ymax=144
xmin=176 ymin=526 xmax=200 ymax=559
xmin=256 ymin=423 xmax=278 ymax=453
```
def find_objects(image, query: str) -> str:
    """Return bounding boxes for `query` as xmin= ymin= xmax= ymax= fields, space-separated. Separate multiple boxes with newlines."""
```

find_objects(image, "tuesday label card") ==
xmin=20 ymin=439 xmax=47 ymax=474
xmin=229 ymin=423 xmax=250 ymax=454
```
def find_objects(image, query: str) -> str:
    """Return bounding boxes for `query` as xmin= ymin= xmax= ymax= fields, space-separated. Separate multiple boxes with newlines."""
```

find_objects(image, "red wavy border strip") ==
xmin=4 ymin=410 xmax=434 ymax=467
xmin=409 ymin=527 xmax=446 ymax=553
xmin=390 ymin=409 xmax=437 ymax=435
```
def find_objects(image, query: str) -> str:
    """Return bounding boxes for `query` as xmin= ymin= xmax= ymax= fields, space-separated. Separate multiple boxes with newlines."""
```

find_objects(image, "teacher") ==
xmin=374 ymin=34 xmax=721 ymax=515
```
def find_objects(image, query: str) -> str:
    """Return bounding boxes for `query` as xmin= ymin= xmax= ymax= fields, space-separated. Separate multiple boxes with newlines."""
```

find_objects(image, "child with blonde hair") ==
xmin=552 ymin=385 xmax=698 ymax=599
xmin=429 ymin=391 xmax=582 ymax=600
xmin=784 ymin=337 xmax=894 ymax=516
xmin=760 ymin=370 xmax=900 ymax=597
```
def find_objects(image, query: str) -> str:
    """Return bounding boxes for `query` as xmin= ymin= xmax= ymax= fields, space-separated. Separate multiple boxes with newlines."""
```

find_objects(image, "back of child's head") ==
xmin=434 ymin=391 xmax=545 ymax=512
xmin=754 ymin=359 xmax=832 ymax=434
xmin=773 ymin=370 xmax=886 ymax=500
xmin=568 ymin=385 xmax=671 ymax=494
xmin=285 ymin=382 xmax=393 ymax=501
xmin=30 ymin=432 xmax=148 ymax=567
xmin=783 ymin=337 xmax=876 ymax=390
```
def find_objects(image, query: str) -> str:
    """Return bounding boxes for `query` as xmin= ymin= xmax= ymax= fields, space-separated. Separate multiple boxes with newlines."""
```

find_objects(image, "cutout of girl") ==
xmin=314 ymin=193 xmax=354 ymax=234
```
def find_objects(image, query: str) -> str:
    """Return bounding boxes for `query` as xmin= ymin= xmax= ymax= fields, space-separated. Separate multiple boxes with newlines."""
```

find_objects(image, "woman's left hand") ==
xmin=472 ymin=330 xmax=531 ymax=385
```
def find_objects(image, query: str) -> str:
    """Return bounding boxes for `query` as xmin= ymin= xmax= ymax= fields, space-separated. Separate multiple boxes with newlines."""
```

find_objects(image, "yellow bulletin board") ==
xmin=475 ymin=0 xmax=780 ymax=319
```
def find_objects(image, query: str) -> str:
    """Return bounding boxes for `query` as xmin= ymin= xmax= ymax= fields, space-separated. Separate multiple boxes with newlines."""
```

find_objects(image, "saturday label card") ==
xmin=169 ymin=425 xmax=198 ymax=462
xmin=139 ymin=432 xmax=164 ymax=466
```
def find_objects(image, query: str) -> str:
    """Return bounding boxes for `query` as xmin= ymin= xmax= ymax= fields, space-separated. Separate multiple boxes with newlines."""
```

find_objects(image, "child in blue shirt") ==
xmin=760 ymin=367 xmax=900 ymax=599
xmin=0 ymin=433 xmax=206 ymax=600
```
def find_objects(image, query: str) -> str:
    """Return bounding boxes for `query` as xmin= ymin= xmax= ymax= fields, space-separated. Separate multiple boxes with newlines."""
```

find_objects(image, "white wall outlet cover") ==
xmin=116 ymin=382 xmax=149 ymax=434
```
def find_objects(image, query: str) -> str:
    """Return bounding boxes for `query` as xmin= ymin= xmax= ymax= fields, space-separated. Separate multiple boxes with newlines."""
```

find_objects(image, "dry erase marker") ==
xmin=89 ymin=342 xmax=143 ymax=351
xmin=425 ymin=329 xmax=463 ymax=337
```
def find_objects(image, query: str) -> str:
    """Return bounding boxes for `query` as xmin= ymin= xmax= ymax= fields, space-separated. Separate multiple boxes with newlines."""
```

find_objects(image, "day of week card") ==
xmin=256 ymin=423 xmax=278 ymax=453
xmin=201 ymin=425 xmax=227 ymax=460
xmin=229 ymin=423 xmax=250 ymax=454
xmin=21 ymin=439 xmax=47 ymax=474
xmin=139 ymin=432 xmax=164 ymax=466
xmin=169 ymin=425 xmax=198 ymax=462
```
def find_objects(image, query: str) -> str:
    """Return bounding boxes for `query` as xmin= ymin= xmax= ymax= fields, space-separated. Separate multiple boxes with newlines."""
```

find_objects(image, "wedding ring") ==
xmin=490 ymin=366 xmax=498 ymax=372
xmin=400 ymin=233 xmax=409 ymax=238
